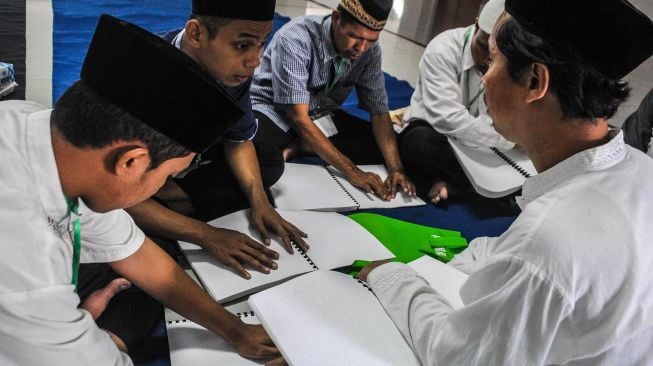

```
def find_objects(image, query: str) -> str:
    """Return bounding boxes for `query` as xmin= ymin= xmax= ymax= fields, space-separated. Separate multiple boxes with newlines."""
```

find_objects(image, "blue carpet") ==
xmin=51 ymin=4 xmax=518 ymax=365
xmin=52 ymin=0 xmax=190 ymax=102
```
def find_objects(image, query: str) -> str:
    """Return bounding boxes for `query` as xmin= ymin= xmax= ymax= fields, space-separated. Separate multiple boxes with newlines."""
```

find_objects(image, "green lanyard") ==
xmin=463 ymin=26 xmax=485 ymax=110
xmin=324 ymin=55 xmax=346 ymax=95
xmin=64 ymin=194 xmax=81 ymax=291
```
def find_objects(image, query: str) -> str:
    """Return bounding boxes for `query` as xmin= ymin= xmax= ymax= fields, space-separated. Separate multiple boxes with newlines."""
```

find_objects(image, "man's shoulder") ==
xmin=276 ymin=15 xmax=324 ymax=42
xmin=425 ymin=26 xmax=468 ymax=54
xmin=0 ymin=100 xmax=47 ymax=116
xmin=0 ymin=100 xmax=47 ymax=158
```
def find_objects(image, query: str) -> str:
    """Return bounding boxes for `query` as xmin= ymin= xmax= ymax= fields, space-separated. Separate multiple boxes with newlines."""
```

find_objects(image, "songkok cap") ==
xmin=339 ymin=0 xmax=393 ymax=31
xmin=192 ymin=0 xmax=276 ymax=21
xmin=478 ymin=0 xmax=505 ymax=34
xmin=81 ymin=14 xmax=244 ymax=153
xmin=505 ymin=0 xmax=653 ymax=79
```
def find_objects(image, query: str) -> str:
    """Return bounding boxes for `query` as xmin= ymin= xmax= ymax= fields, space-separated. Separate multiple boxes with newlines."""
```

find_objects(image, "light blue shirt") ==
xmin=250 ymin=15 xmax=389 ymax=132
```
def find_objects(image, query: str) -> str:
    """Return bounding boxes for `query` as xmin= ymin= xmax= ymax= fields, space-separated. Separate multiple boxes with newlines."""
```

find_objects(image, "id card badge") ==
xmin=313 ymin=113 xmax=338 ymax=137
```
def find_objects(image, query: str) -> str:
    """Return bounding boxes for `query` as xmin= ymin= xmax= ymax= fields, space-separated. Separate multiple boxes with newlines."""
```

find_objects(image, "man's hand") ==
xmin=385 ymin=169 xmax=417 ymax=199
xmin=347 ymin=168 xmax=391 ymax=200
xmin=231 ymin=324 xmax=283 ymax=361
xmin=266 ymin=357 xmax=288 ymax=366
xmin=198 ymin=225 xmax=280 ymax=279
xmin=355 ymin=259 xmax=394 ymax=282
xmin=79 ymin=277 xmax=131 ymax=320
xmin=250 ymin=201 xmax=309 ymax=254
xmin=79 ymin=278 xmax=131 ymax=353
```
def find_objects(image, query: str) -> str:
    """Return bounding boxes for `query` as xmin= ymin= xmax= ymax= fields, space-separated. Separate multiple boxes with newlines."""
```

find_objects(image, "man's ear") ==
xmin=525 ymin=62 xmax=550 ymax=103
xmin=332 ymin=9 xmax=340 ymax=26
xmin=112 ymin=146 xmax=151 ymax=179
xmin=184 ymin=19 xmax=203 ymax=48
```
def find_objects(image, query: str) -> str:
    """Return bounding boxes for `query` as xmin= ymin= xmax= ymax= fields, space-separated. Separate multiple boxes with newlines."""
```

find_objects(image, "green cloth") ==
xmin=348 ymin=213 xmax=468 ymax=263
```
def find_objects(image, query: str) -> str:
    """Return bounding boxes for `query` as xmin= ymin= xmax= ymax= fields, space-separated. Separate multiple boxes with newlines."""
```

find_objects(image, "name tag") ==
xmin=313 ymin=113 xmax=338 ymax=137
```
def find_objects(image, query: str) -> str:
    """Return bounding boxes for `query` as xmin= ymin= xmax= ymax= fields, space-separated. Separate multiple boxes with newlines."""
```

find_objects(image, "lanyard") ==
xmin=324 ymin=55 xmax=346 ymax=95
xmin=64 ymin=194 xmax=81 ymax=292
xmin=463 ymin=26 xmax=485 ymax=110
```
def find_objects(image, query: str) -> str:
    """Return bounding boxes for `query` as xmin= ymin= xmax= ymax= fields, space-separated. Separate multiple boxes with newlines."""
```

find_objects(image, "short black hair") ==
xmin=495 ymin=16 xmax=630 ymax=120
xmin=190 ymin=14 xmax=234 ymax=39
xmin=51 ymin=80 xmax=191 ymax=169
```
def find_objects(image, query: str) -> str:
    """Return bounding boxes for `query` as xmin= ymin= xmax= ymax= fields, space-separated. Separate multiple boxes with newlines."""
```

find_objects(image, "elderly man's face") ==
xmin=332 ymin=11 xmax=381 ymax=61
xmin=471 ymin=27 xmax=491 ymax=74
xmin=482 ymin=27 xmax=524 ymax=143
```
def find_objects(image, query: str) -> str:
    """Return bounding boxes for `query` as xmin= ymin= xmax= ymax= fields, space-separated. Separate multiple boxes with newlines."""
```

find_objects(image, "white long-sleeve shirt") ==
xmin=404 ymin=26 xmax=514 ymax=149
xmin=368 ymin=131 xmax=653 ymax=365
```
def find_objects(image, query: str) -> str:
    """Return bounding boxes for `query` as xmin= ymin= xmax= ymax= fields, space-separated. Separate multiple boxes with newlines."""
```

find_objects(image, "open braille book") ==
xmin=248 ymin=256 xmax=468 ymax=365
xmin=271 ymin=163 xmax=425 ymax=212
xmin=448 ymin=137 xmax=537 ymax=198
xmin=167 ymin=311 xmax=262 ymax=366
xmin=179 ymin=209 xmax=394 ymax=303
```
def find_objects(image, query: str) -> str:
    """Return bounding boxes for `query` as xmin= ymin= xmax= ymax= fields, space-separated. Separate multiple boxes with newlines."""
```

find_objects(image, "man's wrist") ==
xmin=340 ymin=162 xmax=361 ymax=176
xmin=386 ymin=164 xmax=405 ymax=174
xmin=248 ymin=186 xmax=272 ymax=210
xmin=216 ymin=313 xmax=249 ymax=346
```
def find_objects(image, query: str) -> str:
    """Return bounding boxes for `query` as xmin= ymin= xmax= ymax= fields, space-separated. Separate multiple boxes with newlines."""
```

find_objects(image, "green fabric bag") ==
xmin=348 ymin=213 xmax=468 ymax=263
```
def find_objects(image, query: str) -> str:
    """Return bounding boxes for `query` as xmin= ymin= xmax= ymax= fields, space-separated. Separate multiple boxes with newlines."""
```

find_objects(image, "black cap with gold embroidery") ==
xmin=505 ymin=0 xmax=653 ymax=79
xmin=340 ymin=0 xmax=393 ymax=31
xmin=192 ymin=0 xmax=276 ymax=21
xmin=81 ymin=14 xmax=243 ymax=153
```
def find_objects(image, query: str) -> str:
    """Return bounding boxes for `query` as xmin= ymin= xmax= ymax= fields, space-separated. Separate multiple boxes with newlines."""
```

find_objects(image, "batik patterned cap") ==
xmin=339 ymin=0 xmax=393 ymax=31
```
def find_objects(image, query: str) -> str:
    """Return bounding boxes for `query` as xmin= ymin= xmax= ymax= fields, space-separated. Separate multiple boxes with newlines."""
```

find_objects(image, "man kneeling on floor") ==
xmin=0 ymin=14 xmax=283 ymax=365
xmin=359 ymin=0 xmax=653 ymax=364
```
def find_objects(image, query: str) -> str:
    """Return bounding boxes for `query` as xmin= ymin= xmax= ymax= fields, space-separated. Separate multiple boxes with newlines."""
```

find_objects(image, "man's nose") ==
xmin=355 ymin=39 xmax=370 ymax=53
xmin=245 ymin=48 xmax=263 ymax=69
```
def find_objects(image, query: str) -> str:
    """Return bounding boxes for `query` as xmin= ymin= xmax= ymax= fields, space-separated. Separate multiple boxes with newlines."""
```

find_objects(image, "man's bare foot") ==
xmin=282 ymin=140 xmax=299 ymax=161
xmin=80 ymin=278 xmax=131 ymax=320
xmin=428 ymin=181 xmax=458 ymax=204
xmin=282 ymin=138 xmax=313 ymax=161
xmin=106 ymin=330 xmax=129 ymax=353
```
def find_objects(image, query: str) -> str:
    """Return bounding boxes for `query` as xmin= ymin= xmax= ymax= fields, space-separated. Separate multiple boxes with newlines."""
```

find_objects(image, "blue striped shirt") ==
xmin=250 ymin=15 xmax=389 ymax=132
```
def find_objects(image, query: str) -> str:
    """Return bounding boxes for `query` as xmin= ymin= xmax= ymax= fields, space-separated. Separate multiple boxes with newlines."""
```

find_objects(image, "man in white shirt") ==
xmin=0 ymin=15 xmax=282 ymax=365
xmin=399 ymin=0 xmax=514 ymax=203
xmin=359 ymin=0 xmax=653 ymax=364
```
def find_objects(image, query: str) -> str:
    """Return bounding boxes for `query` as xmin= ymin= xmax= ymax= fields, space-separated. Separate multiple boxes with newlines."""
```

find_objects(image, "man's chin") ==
xmin=227 ymin=75 xmax=250 ymax=86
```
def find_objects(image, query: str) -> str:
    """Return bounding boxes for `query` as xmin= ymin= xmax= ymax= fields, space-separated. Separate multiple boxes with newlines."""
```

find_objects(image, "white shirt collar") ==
xmin=172 ymin=29 xmax=184 ymax=49
xmin=517 ymin=129 xmax=627 ymax=208
xmin=462 ymin=25 xmax=478 ymax=74
xmin=648 ymin=128 xmax=653 ymax=157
